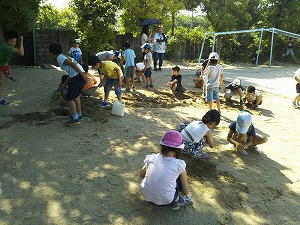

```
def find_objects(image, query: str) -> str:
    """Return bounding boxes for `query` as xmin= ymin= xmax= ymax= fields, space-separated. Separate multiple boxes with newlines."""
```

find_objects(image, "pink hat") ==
xmin=159 ymin=130 xmax=185 ymax=149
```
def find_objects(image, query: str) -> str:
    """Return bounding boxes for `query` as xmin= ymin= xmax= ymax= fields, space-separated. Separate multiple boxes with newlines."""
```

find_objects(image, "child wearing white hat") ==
xmin=227 ymin=111 xmax=268 ymax=155
xmin=224 ymin=78 xmax=245 ymax=106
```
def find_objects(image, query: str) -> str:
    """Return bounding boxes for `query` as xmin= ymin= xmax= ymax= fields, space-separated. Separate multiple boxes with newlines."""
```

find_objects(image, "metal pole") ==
xmin=256 ymin=29 xmax=263 ymax=67
xmin=198 ymin=33 xmax=207 ymax=66
xmin=212 ymin=33 xmax=216 ymax=52
xmin=269 ymin=28 xmax=275 ymax=67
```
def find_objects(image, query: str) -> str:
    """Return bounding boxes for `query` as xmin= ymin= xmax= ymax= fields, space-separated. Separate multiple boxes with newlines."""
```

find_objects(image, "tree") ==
xmin=0 ymin=0 xmax=41 ymax=36
xmin=36 ymin=4 xmax=77 ymax=30
xmin=71 ymin=0 xmax=120 ymax=52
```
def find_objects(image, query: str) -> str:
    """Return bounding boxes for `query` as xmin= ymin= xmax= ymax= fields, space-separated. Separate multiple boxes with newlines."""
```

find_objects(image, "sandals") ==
xmin=5 ymin=74 xmax=16 ymax=81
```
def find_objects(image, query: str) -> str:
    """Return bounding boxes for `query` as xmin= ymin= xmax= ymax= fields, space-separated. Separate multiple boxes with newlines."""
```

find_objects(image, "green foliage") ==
xmin=36 ymin=4 xmax=77 ymax=30
xmin=119 ymin=0 xmax=186 ymax=36
xmin=0 ymin=0 xmax=41 ymax=33
xmin=175 ymin=14 xmax=210 ymax=29
xmin=71 ymin=0 xmax=119 ymax=52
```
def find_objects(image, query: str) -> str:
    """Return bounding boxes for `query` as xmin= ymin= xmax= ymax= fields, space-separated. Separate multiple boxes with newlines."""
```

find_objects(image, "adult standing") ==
xmin=152 ymin=26 xmax=168 ymax=71
xmin=141 ymin=26 xmax=151 ymax=60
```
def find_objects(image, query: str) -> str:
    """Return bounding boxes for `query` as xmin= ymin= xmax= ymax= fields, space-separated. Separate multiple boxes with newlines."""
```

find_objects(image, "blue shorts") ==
xmin=206 ymin=87 xmax=220 ymax=101
xmin=66 ymin=75 xmax=86 ymax=101
xmin=104 ymin=78 xmax=122 ymax=96
xmin=144 ymin=67 xmax=152 ymax=78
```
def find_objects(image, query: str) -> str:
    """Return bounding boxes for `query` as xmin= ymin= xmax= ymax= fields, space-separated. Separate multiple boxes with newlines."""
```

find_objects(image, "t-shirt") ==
xmin=203 ymin=64 xmax=223 ymax=88
xmin=144 ymin=52 xmax=152 ymax=68
xmin=171 ymin=74 xmax=182 ymax=87
xmin=68 ymin=47 xmax=82 ymax=63
xmin=140 ymin=153 xmax=186 ymax=205
xmin=122 ymin=48 xmax=136 ymax=68
xmin=181 ymin=121 xmax=210 ymax=143
xmin=246 ymin=90 xmax=261 ymax=101
xmin=153 ymin=32 xmax=167 ymax=53
xmin=226 ymin=83 xmax=245 ymax=91
xmin=229 ymin=121 xmax=256 ymax=136
xmin=56 ymin=54 xmax=84 ymax=78
xmin=0 ymin=42 xmax=14 ymax=66
xmin=96 ymin=51 xmax=114 ymax=61
xmin=100 ymin=61 xmax=123 ymax=79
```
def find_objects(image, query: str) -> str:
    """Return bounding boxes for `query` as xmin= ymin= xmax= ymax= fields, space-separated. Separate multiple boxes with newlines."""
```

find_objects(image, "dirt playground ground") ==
xmin=0 ymin=63 xmax=299 ymax=225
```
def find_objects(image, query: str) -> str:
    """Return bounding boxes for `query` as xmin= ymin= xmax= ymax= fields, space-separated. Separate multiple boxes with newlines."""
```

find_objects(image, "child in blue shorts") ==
xmin=203 ymin=52 xmax=224 ymax=114
xmin=88 ymin=55 xmax=123 ymax=107
xmin=142 ymin=43 xmax=153 ymax=88
xmin=49 ymin=43 xmax=88 ymax=125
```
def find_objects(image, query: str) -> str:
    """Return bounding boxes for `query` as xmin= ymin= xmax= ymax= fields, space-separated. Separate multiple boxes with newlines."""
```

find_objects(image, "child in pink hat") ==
xmin=139 ymin=130 xmax=192 ymax=210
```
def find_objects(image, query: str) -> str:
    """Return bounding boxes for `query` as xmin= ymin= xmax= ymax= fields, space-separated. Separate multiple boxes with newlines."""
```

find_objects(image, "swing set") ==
xmin=198 ymin=28 xmax=300 ymax=67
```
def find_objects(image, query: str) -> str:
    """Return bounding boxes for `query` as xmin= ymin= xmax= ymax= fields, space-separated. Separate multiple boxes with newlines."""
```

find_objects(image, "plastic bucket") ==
xmin=111 ymin=100 xmax=125 ymax=116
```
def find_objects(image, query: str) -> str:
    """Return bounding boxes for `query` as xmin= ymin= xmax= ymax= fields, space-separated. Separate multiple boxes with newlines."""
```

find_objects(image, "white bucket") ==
xmin=111 ymin=100 xmax=125 ymax=117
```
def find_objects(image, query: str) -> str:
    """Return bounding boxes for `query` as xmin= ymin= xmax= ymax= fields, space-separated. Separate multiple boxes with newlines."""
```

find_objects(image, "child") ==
xmin=135 ymin=62 xmax=145 ymax=84
xmin=224 ymin=78 xmax=245 ymax=106
xmin=121 ymin=41 xmax=136 ymax=91
xmin=142 ymin=43 xmax=153 ymax=88
xmin=244 ymin=85 xmax=262 ymax=110
xmin=51 ymin=75 xmax=68 ymax=105
xmin=0 ymin=30 xmax=24 ymax=105
xmin=49 ymin=42 xmax=88 ymax=125
xmin=193 ymin=68 xmax=204 ymax=88
xmin=203 ymin=52 xmax=224 ymax=113
xmin=81 ymin=64 xmax=98 ymax=95
xmin=292 ymin=68 xmax=300 ymax=108
xmin=88 ymin=55 xmax=123 ymax=107
xmin=166 ymin=66 xmax=186 ymax=95
xmin=177 ymin=109 xmax=220 ymax=159
xmin=140 ymin=130 xmax=192 ymax=210
xmin=227 ymin=111 xmax=268 ymax=155
xmin=69 ymin=39 xmax=82 ymax=64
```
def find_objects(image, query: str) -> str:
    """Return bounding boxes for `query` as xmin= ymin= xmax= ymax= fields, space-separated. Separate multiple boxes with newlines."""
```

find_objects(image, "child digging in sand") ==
xmin=140 ymin=130 xmax=192 ymax=211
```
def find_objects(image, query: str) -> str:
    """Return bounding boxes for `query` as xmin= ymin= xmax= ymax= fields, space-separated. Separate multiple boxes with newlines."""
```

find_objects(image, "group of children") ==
xmin=140 ymin=109 xmax=268 ymax=210
xmin=193 ymin=52 xmax=264 ymax=112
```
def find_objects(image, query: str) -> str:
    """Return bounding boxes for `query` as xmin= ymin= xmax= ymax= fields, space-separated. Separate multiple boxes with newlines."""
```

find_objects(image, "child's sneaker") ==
xmin=149 ymin=84 xmax=153 ymax=88
xmin=132 ymin=86 xmax=136 ymax=91
xmin=292 ymin=101 xmax=298 ymax=108
xmin=0 ymin=98 xmax=10 ymax=105
xmin=143 ymin=85 xmax=149 ymax=88
xmin=78 ymin=115 xmax=84 ymax=121
xmin=65 ymin=118 xmax=81 ymax=126
xmin=249 ymin=145 xmax=262 ymax=155
xmin=100 ymin=102 xmax=110 ymax=108
xmin=170 ymin=195 xmax=192 ymax=211
xmin=239 ymin=149 xmax=248 ymax=155
xmin=125 ymin=87 xmax=131 ymax=92
xmin=191 ymin=151 xmax=209 ymax=159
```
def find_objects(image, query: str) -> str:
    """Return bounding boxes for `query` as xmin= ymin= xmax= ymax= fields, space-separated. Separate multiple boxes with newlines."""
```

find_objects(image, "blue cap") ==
xmin=114 ymin=50 xmax=120 ymax=57
xmin=142 ymin=43 xmax=151 ymax=49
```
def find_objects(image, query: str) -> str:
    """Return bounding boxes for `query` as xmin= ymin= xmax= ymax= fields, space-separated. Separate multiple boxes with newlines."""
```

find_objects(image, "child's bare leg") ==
xmin=131 ymin=76 xmax=135 ymax=87
xmin=74 ymin=96 xmax=81 ymax=114
xmin=216 ymin=100 xmax=221 ymax=111
xmin=67 ymin=100 xmax=77 ymax=116
xmin=252 ymin=135 xmax=268 ymax=146
xmin=208 ymin=101 xmax=213 ymax=110
xmin=117 ymin=94 xmax=122 ymax=102
xmin=295 ymin=94 xmax=300 ymax=104
xmin=126 ymin=77 xmax=130 ymax=88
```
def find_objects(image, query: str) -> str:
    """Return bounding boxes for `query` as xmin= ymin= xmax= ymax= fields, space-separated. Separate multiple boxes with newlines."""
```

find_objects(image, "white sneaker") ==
xmin=249 ymin=145 xmax=262 ymax=155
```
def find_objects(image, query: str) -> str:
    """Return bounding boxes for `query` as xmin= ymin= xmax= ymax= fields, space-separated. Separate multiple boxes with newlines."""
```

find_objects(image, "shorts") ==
xmin=224 ymin=89 xmax=236 ymax=98
xmin=296 ymin=83 xmax=300 ymax=93
xmin=0 ymin=65 xmax=11 ymax=80
xmin=206 ymin=87 xmax=220 ymax=101
xmin=67 ymin=75 xmax=86 ymax=101
xmin=125 ymin=66 xmax=135 ymax=78
xmin=144 ymin=67 xmax=152 ymax=78
xmin=104 ymin=78 xmax=122 ymax=96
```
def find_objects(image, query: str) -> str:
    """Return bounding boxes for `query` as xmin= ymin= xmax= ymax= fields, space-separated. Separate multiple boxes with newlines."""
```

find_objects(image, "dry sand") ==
xmin=0 ymin=63 xmax=299 ymax=225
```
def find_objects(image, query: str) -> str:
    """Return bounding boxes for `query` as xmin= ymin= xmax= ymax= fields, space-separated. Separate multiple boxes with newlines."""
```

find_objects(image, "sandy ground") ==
xmin=0 ymin=62 xmax=300 ymax=225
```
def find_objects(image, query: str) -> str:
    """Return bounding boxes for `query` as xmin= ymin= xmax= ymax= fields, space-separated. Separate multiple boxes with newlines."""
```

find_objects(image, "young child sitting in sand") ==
xmin=140 ymin=130 xmax=192 ymax=211
xmin=166 ymin=66 xmax=186 ymax=95
xmin=243 ymin=85 xmax=262 ymax=110
xmin=227 ymin=111 xmax=268 ymax=155
xmin=177 ymin=109 xmax=220 ymax=159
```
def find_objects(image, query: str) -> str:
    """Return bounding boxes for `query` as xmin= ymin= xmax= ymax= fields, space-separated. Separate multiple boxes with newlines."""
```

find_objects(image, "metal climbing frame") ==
xmin=198 ymin=28 xmax=300 ymax=67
